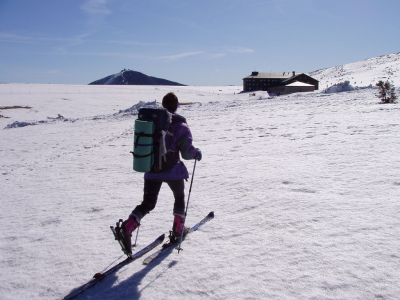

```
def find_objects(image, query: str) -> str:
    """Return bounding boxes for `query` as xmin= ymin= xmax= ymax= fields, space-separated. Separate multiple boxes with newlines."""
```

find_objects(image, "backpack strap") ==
xmin=132 ymin=132 xmax=153 ymax=158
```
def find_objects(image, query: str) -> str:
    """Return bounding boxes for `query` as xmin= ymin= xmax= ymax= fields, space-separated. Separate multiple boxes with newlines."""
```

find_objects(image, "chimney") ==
xmin=292 ymin=71 xmax=295 ymax=76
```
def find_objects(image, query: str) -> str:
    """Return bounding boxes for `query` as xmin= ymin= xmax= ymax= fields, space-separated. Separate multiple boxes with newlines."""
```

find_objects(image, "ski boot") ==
xmin=167 ymin=215 xmax=189 ymax=245
xmin=110 ymin=214 xmax=139 ymax=256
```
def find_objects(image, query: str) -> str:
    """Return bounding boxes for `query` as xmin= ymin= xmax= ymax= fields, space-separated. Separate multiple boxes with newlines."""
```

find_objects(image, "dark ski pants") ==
xmin=132 ymin=179 xmax=185 ymax=221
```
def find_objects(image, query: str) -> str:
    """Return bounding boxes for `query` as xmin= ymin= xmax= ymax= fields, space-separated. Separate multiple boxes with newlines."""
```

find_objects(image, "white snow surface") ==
xmin=1 ymin=54 xmax=400 ymax=300
xmin=310 ymin=52 xmax=400 ymax=89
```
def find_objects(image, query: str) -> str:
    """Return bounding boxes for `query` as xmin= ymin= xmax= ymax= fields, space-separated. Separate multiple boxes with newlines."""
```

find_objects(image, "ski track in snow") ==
xmin=1 ymin=81 xmax=400 ymax=300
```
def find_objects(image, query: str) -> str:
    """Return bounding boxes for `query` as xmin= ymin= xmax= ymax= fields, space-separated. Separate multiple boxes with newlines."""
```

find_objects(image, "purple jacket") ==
xmin=144 ymin=113 xmax=199 ymax=181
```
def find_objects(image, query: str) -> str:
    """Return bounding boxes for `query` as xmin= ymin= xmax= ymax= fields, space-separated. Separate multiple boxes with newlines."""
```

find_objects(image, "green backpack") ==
xmin=132 ymin=107 xmax=175 ymax=172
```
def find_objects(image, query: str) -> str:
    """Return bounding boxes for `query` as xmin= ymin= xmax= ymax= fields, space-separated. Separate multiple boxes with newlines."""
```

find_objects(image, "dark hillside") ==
xmin=89 ymin=69 xmax=185 ymax=86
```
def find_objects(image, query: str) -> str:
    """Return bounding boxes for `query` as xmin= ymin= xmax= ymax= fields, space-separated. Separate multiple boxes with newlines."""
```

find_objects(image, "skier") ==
xmin=120 ymin=92 xmax=202 ymax=255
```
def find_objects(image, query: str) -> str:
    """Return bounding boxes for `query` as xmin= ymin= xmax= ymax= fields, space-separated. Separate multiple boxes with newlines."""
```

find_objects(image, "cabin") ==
xmin=242 ymin=71 xmax=319 ymax=94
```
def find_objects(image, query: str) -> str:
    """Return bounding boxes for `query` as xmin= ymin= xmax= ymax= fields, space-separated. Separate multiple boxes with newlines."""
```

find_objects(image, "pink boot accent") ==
xmin=173 ymin=215 xmax=185 ymax=235
xmin=124 ymin=215 xmax=139 ymax=233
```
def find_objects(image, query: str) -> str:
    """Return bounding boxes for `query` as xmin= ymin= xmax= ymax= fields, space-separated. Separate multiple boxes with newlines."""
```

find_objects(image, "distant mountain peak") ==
xmin=89 ymin=69 xmax=186 ymax=86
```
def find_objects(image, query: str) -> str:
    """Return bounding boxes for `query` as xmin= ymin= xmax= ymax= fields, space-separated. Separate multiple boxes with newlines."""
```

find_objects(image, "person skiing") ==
xmin=120 ymin=92 xmax=202 ymax=255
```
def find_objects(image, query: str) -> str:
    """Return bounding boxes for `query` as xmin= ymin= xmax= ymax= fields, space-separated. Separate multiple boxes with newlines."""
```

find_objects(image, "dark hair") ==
xmin=162 ymin=92 xmax=179 ymax=112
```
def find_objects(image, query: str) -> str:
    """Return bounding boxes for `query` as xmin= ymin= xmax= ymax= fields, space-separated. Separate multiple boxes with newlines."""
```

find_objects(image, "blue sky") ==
xmin=0 ymin=0 xmax=399 ymax=86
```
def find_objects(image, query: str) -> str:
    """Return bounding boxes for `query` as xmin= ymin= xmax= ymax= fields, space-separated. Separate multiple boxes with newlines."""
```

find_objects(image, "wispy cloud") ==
xmin=0 ymin=33 xmax=68 ymax=44
xmin=0 ymin=32 xmax=162 ymax=48
xmin=55 ymin=51 xmax=146 ymax=59
xmin=157 ymin=47 xmax=254 ymax=61
xmin=80 ymin=0 xmax=112 ymax=17
xmin=211 ymin=53 xmax=227 ymax=58
xmin=80 ymin=0 xmax=112 ymax=37
xmin=205 ymin=47 xmax=254 ymax=59
xmin=101 ymin=39 xmax=166 ymax=47
xmin=226 ymin=47 xmax=255 ymax=53
xmin=158 ymin=51 xmax=204 ymax=60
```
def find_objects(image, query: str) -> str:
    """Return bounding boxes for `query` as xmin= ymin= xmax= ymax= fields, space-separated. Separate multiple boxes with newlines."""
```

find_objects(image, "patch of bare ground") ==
xmin=0 ymin=106 xmax=32 ymax=118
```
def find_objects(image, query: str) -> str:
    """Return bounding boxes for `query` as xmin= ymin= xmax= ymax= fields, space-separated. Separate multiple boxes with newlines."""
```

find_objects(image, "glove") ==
xmin=194 ymin=149 xmax=202 ymax=161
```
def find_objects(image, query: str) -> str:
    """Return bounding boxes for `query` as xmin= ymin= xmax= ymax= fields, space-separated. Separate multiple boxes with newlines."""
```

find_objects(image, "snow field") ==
xmin=1 ymin=82 xmax=400 ymax=300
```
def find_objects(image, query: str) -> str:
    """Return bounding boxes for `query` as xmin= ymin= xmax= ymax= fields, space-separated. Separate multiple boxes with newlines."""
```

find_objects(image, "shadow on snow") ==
xmin=71 ymin=245 xmax=178 ymax=300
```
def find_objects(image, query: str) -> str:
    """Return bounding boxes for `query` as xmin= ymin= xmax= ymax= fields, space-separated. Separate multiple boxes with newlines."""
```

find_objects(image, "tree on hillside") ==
xmin=376 ymin=80 xmax=397 ymax=103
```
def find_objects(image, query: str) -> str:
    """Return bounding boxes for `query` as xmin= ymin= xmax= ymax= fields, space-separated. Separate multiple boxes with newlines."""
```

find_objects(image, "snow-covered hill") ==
xmin=310 ymin=52 xmax=400 ymax=90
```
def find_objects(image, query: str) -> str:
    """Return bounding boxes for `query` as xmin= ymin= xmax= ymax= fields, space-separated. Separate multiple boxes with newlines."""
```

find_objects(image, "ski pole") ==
xmin=132 ymin=226 xmax=140 ymax=247
xmin=176 ymin=159 xmax=197 ymax=253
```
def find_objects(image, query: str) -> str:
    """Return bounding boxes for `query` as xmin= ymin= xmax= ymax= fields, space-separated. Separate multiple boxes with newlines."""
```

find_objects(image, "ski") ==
xmin=64 ymin=234 xmax=165 ymax=300
xmin=143 ymin=211 xmax=214 ymax=265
